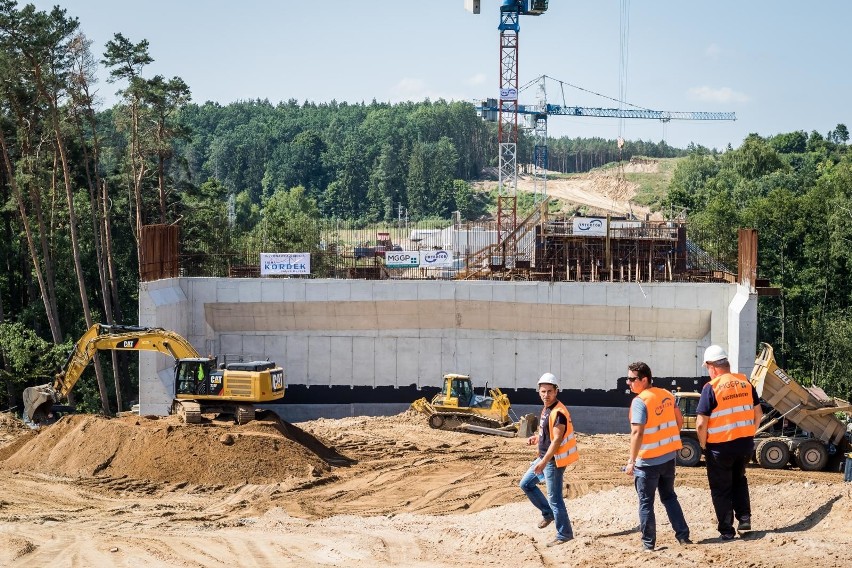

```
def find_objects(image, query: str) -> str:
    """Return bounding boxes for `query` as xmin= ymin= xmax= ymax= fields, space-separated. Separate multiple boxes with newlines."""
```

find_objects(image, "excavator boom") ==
xmin=23 ymin=324 xmax=203 ymax=424
xmin=54 ymin=324 xmax=201 ymax=399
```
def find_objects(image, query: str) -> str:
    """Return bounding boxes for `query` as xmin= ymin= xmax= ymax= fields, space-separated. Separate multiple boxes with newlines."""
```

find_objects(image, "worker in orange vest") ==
xmin=624 ymin=361 xmax=691 ymax=552
xmin=519 ymin=373 xmax=579 ymax=547
xmin=695 ymin=345 xmax=763 ymax=541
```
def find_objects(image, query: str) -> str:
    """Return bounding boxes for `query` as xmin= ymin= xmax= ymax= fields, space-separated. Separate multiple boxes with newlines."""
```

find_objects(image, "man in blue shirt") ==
xmin=696 ymin=345 xmax=762 ymax=540
xmin=624 ymin=361 xmax=690 ymax=551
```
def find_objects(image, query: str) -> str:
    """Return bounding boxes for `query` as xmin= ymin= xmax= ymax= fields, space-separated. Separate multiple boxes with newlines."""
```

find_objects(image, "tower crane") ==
xmin=477 ymin=74 xmax=736 ymax=202
xmin=465 ymin=1 xmax=736 ymax=268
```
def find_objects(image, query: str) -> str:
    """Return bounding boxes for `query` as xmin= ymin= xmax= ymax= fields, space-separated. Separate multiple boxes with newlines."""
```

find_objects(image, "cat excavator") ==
xmin=22 ymin=324 xmax=285 ymax=426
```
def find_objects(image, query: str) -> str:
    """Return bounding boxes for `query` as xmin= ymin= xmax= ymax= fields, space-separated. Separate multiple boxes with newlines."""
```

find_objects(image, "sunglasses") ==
xmin=626 ymin=376 xmax=641 ymax=382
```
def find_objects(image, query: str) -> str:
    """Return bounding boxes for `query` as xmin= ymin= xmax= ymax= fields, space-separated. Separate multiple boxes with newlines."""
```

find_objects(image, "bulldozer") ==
xmin=23 ymin=324 xmax=285 ymax=426
xmin=411 ymin=373 xmax=535 ymax=436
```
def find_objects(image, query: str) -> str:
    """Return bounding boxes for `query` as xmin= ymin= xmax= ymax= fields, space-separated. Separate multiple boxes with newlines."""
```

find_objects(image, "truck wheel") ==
xmin=794 ymin=440 xmax=829 ymax=471
xmin=756 ymin=438 xmax=790 ymax=469
xmin=677 ymin=437 xmax=701 ymax=467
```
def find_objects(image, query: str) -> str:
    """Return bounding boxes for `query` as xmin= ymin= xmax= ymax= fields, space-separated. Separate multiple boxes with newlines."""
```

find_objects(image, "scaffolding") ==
xmin=533 ymin=220 xmax=689 ymax=282
xmin=165 ymin=211 xmax=735 ymax=283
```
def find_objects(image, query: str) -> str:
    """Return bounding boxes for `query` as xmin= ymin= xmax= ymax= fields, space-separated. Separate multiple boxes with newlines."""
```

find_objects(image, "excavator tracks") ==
xmin=172 ymin=401 xmax=201 ymax=424
xmin=234 ymin=405 xmax=255 ymax=425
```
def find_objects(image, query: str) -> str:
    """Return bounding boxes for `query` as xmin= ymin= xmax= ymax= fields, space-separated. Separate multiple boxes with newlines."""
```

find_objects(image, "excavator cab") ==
xmin=175 ymin=358 xmax=217 ymax=396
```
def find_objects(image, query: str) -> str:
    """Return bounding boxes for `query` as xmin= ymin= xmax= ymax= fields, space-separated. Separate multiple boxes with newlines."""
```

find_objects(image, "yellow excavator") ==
xmin=22 ymin=324 xmax=285 ymax=426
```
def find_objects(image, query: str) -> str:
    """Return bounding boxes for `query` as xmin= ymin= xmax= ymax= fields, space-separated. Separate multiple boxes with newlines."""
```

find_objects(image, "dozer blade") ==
xmin=410 ymin=397 xmax=435 ymax=416
xmin=22 ymin=384 xmax=59 ymax=425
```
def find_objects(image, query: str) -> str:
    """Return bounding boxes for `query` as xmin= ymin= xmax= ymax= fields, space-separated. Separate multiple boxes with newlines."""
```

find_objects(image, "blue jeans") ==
xmin=634 ymin=458 xmax=689 ymax=548
xmin=519 ymin=458 xmax=573 ymax=541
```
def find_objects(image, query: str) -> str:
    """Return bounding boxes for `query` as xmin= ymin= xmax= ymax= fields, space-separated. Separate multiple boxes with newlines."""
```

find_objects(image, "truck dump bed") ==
xmin=750 ymin=343 xmax=850 ymax=445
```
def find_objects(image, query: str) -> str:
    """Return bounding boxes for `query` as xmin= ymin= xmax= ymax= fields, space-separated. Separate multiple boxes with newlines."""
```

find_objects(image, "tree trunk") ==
xmin=158 ymin=152 xmax=167 ymax=223
xmin=0 ymin=130 xmax=63 ymax=343
xmin=50 ymin=103 xmax=112 ymax=417
xmin=130 ymin=100 xmax=146 ymax=278
xmin=72 ymin=102 xmax=125 ymax=412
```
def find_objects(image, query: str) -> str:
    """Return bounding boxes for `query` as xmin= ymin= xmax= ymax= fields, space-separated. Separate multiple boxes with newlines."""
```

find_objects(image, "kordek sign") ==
xmin=260 ymin=253 xmax=311 ymax=275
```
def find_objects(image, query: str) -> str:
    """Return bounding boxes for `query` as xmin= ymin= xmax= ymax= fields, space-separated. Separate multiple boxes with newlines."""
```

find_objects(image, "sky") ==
xmin=25 ymin=0 xmax=852 ymax=151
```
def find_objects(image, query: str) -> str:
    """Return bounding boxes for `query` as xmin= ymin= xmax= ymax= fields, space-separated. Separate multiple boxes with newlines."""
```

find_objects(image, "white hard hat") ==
xmin=703 ymin=345 xmax=728 ymax=364
xmin=538 ymin=372 xmax=559 ymax=390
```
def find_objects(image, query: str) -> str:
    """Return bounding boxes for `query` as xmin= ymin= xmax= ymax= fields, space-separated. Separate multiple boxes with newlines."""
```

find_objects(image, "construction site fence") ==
xmin=168 ymin=218 xmax=737 ymax=282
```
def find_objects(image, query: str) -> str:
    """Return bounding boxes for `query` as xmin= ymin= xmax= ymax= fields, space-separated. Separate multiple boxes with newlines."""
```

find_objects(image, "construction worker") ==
xmin=624 ymin=361 xmax=691 ymax=551
xmin=519 ymin=373 xmax=579 ymax=547
xmin=695 ymin=345 xmax=763 ymax=541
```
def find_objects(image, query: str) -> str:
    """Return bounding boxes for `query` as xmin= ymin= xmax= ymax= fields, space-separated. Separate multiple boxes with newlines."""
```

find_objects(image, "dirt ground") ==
xmin=477 ymin=160 xmax=663 ymax=219
xmin=1 ymin=410 xmax=851 ymax=568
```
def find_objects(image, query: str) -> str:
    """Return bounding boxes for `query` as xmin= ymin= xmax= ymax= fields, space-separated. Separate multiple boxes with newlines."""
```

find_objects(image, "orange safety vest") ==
xmin=539 ymin=401 xmax=579 ymax=467
xmin=707 ymin=373 xmax=757 ymax=444
xmin=630 ymin=387 xmax=682 ymax=459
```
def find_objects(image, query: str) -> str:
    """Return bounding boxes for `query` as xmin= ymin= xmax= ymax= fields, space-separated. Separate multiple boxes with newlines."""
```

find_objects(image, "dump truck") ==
xmin=23 ymin=324 xmax=285 ymax=426
xmin=748 ymin=343 xmax=851 ymax=470
xmin=675 ymin=343 xmax=851 ymax=471
xmin=411 ymin=373 xmax=536 ymax=436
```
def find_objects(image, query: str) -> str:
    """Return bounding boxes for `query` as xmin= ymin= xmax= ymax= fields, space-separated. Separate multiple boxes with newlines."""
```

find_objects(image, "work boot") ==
xmin=537 ymin=517 xmax=553 ymax=529
xmin=738 ymin=516 xmax=751 ymax=532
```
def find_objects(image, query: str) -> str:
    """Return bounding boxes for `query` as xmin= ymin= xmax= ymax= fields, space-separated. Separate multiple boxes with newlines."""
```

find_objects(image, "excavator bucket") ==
xmin=22 ymin=384 xmax=59 ymax=425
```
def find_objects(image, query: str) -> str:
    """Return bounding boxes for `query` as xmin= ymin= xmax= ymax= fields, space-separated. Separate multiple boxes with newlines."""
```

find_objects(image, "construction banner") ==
xmin=572 ymin=217 xmax=607 ymax=236
xmin=260 ymin=253 xmax=311 ymax=275
xmin=385 ymin=251 xmax=420 ymax=268
xmin=420 ymin=250 xmax=453 ymax=268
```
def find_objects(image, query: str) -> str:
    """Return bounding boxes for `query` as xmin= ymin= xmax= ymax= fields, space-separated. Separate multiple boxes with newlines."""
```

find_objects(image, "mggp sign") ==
xmin=385 ymin=251 xmax=420 ymax=268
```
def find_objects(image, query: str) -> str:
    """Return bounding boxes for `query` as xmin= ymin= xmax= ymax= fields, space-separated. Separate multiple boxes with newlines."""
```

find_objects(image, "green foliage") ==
xmin=254 ymin=185 xmax=322 ymax=253
xmin=677 ymin=130 xmax=852 ymax=398
xmin=806 ymin=309 xmax=852 ymax=401
xmin=0 ymin=322 xmax=70 ymax=389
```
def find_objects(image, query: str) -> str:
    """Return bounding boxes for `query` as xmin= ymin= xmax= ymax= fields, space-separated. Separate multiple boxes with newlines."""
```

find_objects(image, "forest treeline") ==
xmin=0 ymin=2 xmax=850 ymax=414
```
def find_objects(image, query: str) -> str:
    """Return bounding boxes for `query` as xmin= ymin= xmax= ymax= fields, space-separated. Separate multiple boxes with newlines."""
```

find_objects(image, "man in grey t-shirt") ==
xmin=624 ymin=361 xmax=691 ymax=551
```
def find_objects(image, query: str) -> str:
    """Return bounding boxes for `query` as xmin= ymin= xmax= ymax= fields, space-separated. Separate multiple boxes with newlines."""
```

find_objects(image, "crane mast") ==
xmin=493 ymin=1 xmax=547 ymax=268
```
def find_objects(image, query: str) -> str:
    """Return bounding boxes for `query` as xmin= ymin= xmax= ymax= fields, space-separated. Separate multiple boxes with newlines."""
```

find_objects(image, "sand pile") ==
xmin=0 ymin=411 xmax=353 ymax=486
xmin=0 ymin=411 xmax=29 ymax=445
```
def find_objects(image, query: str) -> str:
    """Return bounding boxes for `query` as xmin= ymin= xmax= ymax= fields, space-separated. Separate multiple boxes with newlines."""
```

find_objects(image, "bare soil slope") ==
xmin=1 ymin=410 xmax=850 ymax=567
xmin=476 ymin=160 xmax=665 ymax=219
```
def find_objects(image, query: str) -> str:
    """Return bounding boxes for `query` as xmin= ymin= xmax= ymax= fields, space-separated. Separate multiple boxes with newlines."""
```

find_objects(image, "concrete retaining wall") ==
xmin=138 ymin=278 xmax=756 ymax=420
